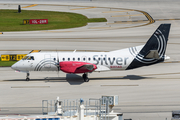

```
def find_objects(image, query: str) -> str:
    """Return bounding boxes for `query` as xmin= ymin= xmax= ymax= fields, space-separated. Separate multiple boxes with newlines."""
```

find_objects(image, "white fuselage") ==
xmin=11 ymin=46 xmax=143 ymax=73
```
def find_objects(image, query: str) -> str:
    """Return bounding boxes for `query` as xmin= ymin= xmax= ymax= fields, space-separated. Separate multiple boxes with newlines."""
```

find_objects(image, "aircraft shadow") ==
xmin=90 ymin=75 xmax=153 ymax=81
xmin=3 ymin=75 xmax=153 ymax=85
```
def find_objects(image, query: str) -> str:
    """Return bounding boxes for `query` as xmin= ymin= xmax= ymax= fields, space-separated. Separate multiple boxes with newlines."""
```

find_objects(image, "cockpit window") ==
xmin=22 ymin=56 xmax=34 ymax=60
xmin=31 ymin=56 xmax=34 ymax=60
xmin=28 ymin=56 xmax=34 ymax=60
xmin=22 ymin=56 xmax=29 ymax=60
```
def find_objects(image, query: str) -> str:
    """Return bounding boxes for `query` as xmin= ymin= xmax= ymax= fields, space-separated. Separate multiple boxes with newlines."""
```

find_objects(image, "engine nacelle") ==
xmin=60 ymin=61 xmax=97 ymax=74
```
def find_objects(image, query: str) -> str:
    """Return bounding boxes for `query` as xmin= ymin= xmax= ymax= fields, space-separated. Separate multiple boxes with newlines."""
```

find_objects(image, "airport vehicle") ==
xmin=11 ymin=24 xmax=171 ymax=82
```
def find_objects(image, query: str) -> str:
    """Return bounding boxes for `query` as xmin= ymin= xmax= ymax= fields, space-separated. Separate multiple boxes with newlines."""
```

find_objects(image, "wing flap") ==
xmin=77 ymin=64 xmax=94 ymax=71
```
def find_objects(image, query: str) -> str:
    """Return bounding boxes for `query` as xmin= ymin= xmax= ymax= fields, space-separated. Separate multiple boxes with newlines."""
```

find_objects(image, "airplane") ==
xmin=11 ymin=24 xmax=171 ymax=82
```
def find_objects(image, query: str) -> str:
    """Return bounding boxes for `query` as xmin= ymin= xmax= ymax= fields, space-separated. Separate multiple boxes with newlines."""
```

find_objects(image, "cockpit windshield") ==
xmin=22 ymin=56 xmax=29 ymax=60
xmin=22 ymin=56 xmax=34 ymax=60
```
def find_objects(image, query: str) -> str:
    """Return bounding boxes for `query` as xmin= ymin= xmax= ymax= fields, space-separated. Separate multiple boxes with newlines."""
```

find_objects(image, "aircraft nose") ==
xmin=11 ymin=63 xmax=17 ymax=70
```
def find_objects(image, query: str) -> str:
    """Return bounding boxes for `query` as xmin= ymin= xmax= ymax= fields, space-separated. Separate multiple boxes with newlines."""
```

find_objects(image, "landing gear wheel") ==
xmin=82 ymin=73 xmax=89 ymax=82
xmin=26 ymin=73 xmax=30 ymax=81
xmin=84 ymin=77 xmax=89 ymax=82
xmin=26 ymin=78 xmax=30 ymax=81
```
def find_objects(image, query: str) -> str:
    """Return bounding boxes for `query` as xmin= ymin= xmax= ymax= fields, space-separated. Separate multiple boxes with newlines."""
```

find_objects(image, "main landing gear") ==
xmin=26 ymin=73 xmax=30 ymax=81
xmin=82 ymin=73 xmax=89 ymax=82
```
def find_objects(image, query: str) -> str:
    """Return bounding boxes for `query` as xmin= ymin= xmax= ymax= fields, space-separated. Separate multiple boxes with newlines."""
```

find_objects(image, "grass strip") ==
xmin=0 ymin=10 xmax=107 ymax=31
xmin=0 ymin=58 xmax=17 ymax=67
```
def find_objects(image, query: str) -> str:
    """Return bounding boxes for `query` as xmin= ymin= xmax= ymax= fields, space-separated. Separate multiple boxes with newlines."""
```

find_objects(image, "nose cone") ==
xmin=11 ymin=62 xmax=18 ymax=70
xmin=11 ymin=61 xmax=28 ymax=72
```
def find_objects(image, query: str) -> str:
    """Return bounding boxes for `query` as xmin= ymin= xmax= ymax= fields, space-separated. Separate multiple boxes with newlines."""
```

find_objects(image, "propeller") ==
xmin=56 ymin=50 xmax=60 ymax=77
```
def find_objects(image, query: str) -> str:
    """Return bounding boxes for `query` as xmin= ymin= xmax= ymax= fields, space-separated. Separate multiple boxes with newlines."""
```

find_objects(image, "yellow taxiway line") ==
xmin=22 ymin=4 xmax=38 ymax=8
xmin=102 ymin=10 xmax=134 ymax=13
xmin=107 ymin=20 xmax=148 ymax=25
xmin=112 ymin=14 xmax=143 ymax=17
xmin=71 ymin=6 xmax=96 ymax=10
xmin=137 ymin=10 xmax=155 ymax=24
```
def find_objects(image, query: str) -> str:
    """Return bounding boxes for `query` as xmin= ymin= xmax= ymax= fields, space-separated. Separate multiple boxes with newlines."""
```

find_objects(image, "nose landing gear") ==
xmin=26 ymin=73 xmax=30 ymax=81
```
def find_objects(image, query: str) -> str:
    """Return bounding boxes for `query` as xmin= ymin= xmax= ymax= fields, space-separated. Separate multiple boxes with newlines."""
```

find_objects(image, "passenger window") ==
xmin=73 ymin=58 xmax=75 ymax=61
xmin=63 ymin=58 xmax=65 ymax=61
xmin=88 ymin=58 xmax=91 ymax=61
xmin=54 ymin=58 xmax=56 ymax=61
xmin=68 ymin=58 xmax=70 ymax=61
xmin=78 ymin=58 xmax=80 ymax=61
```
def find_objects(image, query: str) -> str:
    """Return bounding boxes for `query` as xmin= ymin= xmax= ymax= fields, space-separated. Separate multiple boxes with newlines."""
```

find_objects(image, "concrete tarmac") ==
xmin=0 ymin=1 xmax=180 ymax=120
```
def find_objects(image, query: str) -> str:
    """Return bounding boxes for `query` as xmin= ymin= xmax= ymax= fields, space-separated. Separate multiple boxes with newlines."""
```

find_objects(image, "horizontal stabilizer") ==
xmin=145 ymin=50 xmax=160 ymax=59
xmin=165 ymin=55 xmax=170 ymax=60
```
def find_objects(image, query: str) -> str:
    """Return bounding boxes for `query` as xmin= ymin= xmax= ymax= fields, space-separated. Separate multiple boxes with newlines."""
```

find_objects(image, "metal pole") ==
xmin=64 ymin=100 xmax=65 ymax=113
xmin=108 ymin=99 xmax=109 ymax=120
xmin=54 ymin=100 xmax=56 ymax=112
xmin=47 ymin=100 xmax=48 ymax=114
xmin=73 ymin=101 xmax=75 ymax=115
xmin=51 ymin=100 xmax=52 ymax=112
xmin=99 ymin=99 xmax=102 ymax=120
xmin=95 ymin=100 xmax=97 ymax=116
xmin=97 ymin=100 xmax=99 ymax=115
xmin=70 ymin=101 xmax=71 ymax=117
xmin=105 ymin=99 xmax=109 ymax=120
xmin=67 ymin=100 xmax=69 ymax=116
xmin=76 ymin=99 xmax=78 ymax=112
xmin=86 ymin=100 xmax=87 ymax=116
xmin=42 ymin=100 xmax=44 ymax=115
xmin=95 ymin=100 xmax=98 ymax=120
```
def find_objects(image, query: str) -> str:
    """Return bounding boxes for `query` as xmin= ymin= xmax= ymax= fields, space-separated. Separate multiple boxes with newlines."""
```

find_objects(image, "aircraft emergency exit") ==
xmin=11 ymin=24 xmax=171 ymax=82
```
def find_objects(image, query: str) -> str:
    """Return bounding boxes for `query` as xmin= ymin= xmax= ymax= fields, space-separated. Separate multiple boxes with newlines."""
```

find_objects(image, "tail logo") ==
xmin=129 ymin=29 xmax=166 ymax=64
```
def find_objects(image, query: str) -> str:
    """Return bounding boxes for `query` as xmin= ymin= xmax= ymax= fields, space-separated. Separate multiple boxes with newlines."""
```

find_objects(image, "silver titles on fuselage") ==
xmin=93 ymin=55 xmax=129 ymax=65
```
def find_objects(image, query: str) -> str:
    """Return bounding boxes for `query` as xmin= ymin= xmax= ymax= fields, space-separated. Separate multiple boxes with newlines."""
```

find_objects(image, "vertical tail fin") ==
xmin=139 ymin=24 xmax=171 ymax=58
xmin=127 ymin=24 xmax=171 ymax=70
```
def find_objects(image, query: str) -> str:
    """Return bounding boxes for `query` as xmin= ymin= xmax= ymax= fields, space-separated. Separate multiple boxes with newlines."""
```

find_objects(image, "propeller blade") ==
xmin=57 ymin=51 xmax=60 ymax=71
xmin=56 ymin=50 xmax=60 ymax=77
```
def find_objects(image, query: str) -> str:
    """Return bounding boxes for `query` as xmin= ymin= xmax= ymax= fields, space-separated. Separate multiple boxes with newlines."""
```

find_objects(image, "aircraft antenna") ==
xmin=73 ymin=49 xmax=76 ymax=52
